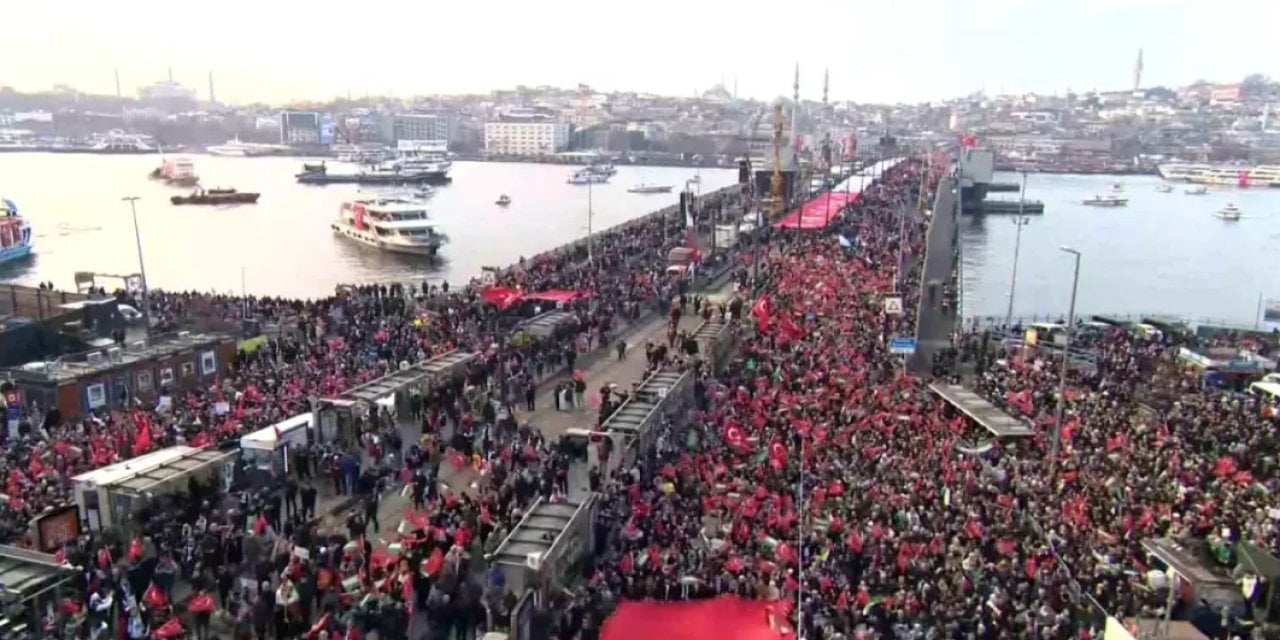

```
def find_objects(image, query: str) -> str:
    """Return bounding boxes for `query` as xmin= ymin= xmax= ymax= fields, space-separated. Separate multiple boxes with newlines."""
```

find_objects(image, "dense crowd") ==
xmin=572 ymin=161 xmax=1276 ymax=640
xmin=4 ymin=188 xmax=744 ymax=638
xmin=15 ymin=156 xmax=1280 ymax=640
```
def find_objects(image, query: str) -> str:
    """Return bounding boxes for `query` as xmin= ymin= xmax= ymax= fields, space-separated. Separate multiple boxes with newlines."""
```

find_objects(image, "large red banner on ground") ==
xmin=601 ymin=597 xmax=782 ymax=640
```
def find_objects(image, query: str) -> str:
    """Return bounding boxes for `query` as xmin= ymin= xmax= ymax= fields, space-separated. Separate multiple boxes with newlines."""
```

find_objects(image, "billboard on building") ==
xmin=319 ymin=114 xmax=336 ymax=146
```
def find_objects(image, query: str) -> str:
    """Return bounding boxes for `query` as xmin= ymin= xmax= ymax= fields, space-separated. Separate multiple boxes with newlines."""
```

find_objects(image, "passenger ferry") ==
xmin=332 ymin=198 xmax=448 ymax=256
xmin=0 ymin=198 xmax=33 ymax=263
xmin=1158 ymin=163 xmax=1280 ymax=187
xmin=568 ymin=168 xmax=609 ymax=185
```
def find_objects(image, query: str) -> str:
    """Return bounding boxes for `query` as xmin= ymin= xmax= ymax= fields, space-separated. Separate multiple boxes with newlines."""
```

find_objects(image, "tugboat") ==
xmin=0 ymin=197 xmax=33 ymax=263
xmin=495 ymin=195 xmax=512 ymax=206
xmin=1215 ymin=204 xmax=1242 ymax=221
xmin=148 ymin=157 xmax=199 ymax=187
xmin=1185 ymin=186 xmax=1209 ymax=195
xmin=171 ymin=187 xmax=260 ymax=206
xmin=1155 ymin=184 xmax=1173 ymax=193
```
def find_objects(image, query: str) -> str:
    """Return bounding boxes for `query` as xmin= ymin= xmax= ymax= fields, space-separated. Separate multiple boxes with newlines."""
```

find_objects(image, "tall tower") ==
xmin=114 ymin=69 xmax=122 ymax=100
xmin=1132 ymin=48 xmax=1144 ymax=92
xmin=167 ymin=67 xmax=174 ymax=83
xmin=822 ymin=67 xmax=829 ymax=112
xmin=208 ymin=71 xmax=216 ymax=104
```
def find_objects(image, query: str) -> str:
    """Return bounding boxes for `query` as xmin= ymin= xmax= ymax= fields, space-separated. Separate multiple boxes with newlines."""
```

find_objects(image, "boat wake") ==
xmin=44 ymin=223 xmax=103 ymax=237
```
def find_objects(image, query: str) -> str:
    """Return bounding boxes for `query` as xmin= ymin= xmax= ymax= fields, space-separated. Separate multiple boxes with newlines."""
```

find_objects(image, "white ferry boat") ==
xmin=1157 ymin=163 xmax=1214 ymax=181
xmin=568 ymin=168 xmax=609 ymax=185
xmin=332 ymin=198 xmax=448 ymax=256
xmin=1158 ymin=162 xmax=1280 ymax=187
xmin=0 ymin=198 xmax=33 ymax=263
xmin=1216 ymin=204 xmax=1242 ymax=221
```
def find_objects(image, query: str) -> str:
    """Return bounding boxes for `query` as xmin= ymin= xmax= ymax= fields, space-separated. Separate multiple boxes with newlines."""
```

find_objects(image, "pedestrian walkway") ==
xmin=318 ymin=281 xmax=738 ymax=549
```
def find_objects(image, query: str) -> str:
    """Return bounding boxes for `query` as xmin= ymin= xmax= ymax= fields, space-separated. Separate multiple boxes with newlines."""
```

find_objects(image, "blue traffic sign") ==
xmin=889 ymin=336 xmax=917 ymax=355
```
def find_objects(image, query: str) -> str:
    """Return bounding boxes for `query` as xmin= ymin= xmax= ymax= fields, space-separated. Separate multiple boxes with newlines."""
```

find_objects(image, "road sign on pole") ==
xmin=888 ymin=336 xmax=917 ymax=355
xmin=883 ymin=297 xmax=904 ymax=315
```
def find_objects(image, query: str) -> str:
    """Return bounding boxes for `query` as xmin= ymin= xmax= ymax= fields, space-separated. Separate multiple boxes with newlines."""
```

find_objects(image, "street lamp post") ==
xmin=1051 ymin=246 xmax=1082 ymax=478
xmin=122 ymin=196 xmax=151 ymax=334
xmin=1005 ymin=171 xmax=1030 ymax=325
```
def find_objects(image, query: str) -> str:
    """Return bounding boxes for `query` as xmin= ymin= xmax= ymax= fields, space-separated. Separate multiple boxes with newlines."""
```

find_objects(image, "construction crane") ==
xmin=770 ymin=102 xmax=787 ymax=218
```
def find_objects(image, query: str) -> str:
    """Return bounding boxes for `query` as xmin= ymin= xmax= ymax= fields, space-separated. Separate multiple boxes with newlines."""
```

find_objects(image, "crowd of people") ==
xmin=11 ymin=154 xmax=1279 ymax=640
xmin=3 ymin=186 xmax=746 ymax=638
xmin=571 ymin=161 xmax=1277 ymax=640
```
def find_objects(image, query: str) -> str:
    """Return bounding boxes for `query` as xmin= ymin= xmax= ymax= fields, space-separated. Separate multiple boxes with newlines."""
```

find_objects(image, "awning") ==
xmin=774 ymin=192 xmax=858 ymax=230
xmin=523 ymin=289 xmax=584 ymax=304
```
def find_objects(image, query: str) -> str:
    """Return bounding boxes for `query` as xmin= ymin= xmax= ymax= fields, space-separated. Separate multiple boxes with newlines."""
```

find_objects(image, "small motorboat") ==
xmin=627 ymin=184 xmax=674 ymax=194
xmin=1216 ymin=204 xmax=1241 ymax=221
xmin=300 ymin=161 xmax=326 ymax=173
xmin=496 ymin=195 xmax=512 ymax=206
xmin=1155 ymin=184 xmax=1173 ymax=193
xmin=1185 ymin=186 xmax=1209 ymax=195
xmin=1082 ymin=194 xmax=1128 ymax=207
xmin=171 ymin=187 xmax=260 ymax=206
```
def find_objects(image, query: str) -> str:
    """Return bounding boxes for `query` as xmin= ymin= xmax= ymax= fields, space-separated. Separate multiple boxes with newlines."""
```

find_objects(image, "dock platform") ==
xmin=972 ymin=199 xmax=1044 ymax=215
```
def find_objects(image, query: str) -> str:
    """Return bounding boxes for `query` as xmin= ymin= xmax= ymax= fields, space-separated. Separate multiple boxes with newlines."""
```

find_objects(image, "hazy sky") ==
xmin=6 ymin=0 xmax=1278 ymax=105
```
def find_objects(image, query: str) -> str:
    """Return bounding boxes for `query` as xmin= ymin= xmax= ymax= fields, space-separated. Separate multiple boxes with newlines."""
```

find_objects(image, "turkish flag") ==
xmin=481 ymin=286 xmax=523 ymax=310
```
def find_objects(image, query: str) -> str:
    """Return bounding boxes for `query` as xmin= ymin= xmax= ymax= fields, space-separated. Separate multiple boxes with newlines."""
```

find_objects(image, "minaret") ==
xmin=208 ymin=71 xmax=216 ymax=104
xmin=168 ymin=67 xmax=174 ymax=83
xmin=114 ymin=69 xmax=122 ymax=100
xmin=822 ymin=67 xmax=829 ymax=113
xmin=1132 ymin=48 xmax=1144 ymax=92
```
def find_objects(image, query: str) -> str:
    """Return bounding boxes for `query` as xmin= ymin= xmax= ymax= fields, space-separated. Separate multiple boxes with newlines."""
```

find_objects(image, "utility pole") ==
xmin=122 ymin=196 xmax=151 ymax=335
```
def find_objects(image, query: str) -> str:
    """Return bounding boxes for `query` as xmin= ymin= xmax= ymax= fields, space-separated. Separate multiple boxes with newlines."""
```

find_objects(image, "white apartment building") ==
xmin=484 ymin=120 xmax=569 ymax=156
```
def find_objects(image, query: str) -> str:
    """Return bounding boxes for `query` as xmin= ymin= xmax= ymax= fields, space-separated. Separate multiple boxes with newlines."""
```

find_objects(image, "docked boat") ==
xmin=296 ymin=163 xmax=451 ymax=186
xmin=1159 ymin=162 xmax=1280 ymax=187
xmin=47 ymin=131 xmax=157 ymax=154
xmin=1216 ymin=204 xmax=1242 ymax=221
xmin=360 ymin=185 xmax=435 ymax=201
xmin=567 ymin=168 xmax=609 ymax=185
xmin=496 ymin=195 xmax=512 ymax=206
xmin=1082 ymin=194 xmax=1128 ymax=207
xmin=627 ymin=184 xmax=674 ymax=194
xmin=332 ymin=198 xmax=448 ymax=256
xmin=170 ymin=187 xmax=260 ymax=206
xmin=333 ymin=144 xmax=394 ymax=164
xmin=148 ymin=157 xmax=199 ymax=187
xmin=206 ymin=138 xmax=290 ymax=157
xmin=0 ymin=197 xmax=33 ymax=263
xmin=1185 ymin=186 xmax=1209 ymax=195
xmin=1155 ymin=184 xmax=1173 ymax=193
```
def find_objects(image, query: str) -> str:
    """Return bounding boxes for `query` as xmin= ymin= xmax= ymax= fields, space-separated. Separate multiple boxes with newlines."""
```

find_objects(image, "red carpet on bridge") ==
xmin=601 ymin=597 xmax=784 ymax=640
xmin=773 ymin=191 xmax=858 ymax=230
